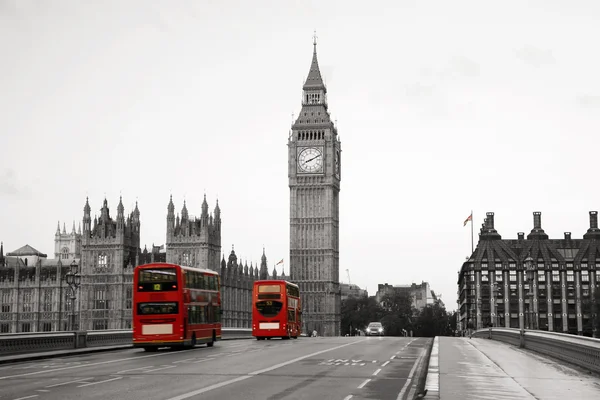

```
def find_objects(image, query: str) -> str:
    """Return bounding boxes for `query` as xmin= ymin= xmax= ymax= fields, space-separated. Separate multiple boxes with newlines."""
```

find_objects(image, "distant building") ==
xmin=457 ymin=211 xmax=600 ymax=336
xmin=375 ymin=281 xmax=437 ymax=311
xmin=340 ymin=283 xmax=367 ymax=301
xmin=139 ymin=244 xmax=166 ymax=264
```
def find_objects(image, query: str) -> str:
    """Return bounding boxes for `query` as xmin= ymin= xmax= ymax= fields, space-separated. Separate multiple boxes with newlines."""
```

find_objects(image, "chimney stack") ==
xmin=590 ymin=211 xmax=598 ymax=229
xmin=518 ymin=232 xmax=524 ymax=240
xmin=533 ymin=212 xmax=542 ymax=230
xmin=564 ymin=232 xmax=571 ymax=240
xmin=485 ymin=212 xmax=495 ymax=230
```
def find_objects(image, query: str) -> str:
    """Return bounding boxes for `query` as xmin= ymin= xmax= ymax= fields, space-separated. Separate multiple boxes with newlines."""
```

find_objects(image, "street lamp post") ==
xmin=65 ymin=260 xmax=81 ymax=331
xmin=490 ymin=282 xmax=499 ymax=327
xmin=525 ymin=255 xmax=536 ymax=330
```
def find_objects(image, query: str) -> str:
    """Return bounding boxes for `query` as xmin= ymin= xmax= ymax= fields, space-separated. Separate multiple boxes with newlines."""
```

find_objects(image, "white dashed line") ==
xmin=45 ymin=378 xmax=92 ymax=388
xmin=390 ymin=355 xmax=396 ymax=360
xmin=14 ymin=396 xmax=38 ymax=400
xmin=343 ymin=395 xmax=353 ymax=400
xmin=77 ymin=376 xmax=123 ymax=387
xmin=372 ymin=368 xmax=381 ymax=376
xmin=381 ymin=361 xmax=390 ymax=367
xmin=357 ymin=378 xmax=371 ymax=389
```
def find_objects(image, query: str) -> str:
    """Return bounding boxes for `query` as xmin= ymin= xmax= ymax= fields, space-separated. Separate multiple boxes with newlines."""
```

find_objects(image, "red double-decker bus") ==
xmin=252 ymin=280 xmax=301 ymax=340
xmin=132 ymin=263 xmax=221 ymax=351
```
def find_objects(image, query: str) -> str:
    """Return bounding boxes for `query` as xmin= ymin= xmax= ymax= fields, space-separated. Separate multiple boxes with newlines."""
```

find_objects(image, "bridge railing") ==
xmin=0 ymin=328 xmax=253 ymax=356
xmin=473 ymin=327 xmax=600 ymax=374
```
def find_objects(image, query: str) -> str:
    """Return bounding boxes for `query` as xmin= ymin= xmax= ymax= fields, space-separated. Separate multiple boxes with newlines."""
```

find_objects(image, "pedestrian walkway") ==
xmin=425 ymin=336 xmax=600 ymax=399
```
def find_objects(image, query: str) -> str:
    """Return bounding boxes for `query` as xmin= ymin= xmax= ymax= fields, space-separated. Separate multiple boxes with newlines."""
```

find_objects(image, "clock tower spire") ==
xmin=288 ymin=35 xmax=342 ymax=337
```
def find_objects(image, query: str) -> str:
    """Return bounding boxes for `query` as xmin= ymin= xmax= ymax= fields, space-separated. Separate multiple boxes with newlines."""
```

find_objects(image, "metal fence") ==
xmin=0 ymin=328 xmax=253 ymax=356
xmin=473 ymin=327 xmax=600 ymax=374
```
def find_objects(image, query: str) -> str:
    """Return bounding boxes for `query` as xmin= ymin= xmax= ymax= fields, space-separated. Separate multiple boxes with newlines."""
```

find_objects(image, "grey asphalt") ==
xmin=0 ymin=336 xmax=431 ymax=400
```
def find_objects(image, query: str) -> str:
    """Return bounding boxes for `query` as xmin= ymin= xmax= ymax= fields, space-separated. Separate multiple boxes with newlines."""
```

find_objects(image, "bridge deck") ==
xmin=427 ymin=336 xmax=600 ymax=399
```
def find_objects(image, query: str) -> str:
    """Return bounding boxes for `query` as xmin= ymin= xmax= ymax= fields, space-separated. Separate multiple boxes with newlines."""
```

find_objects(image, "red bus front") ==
xmin=132 ymin=263 xmax=221 ymax=351
xmin=252 ymin=280 xmax=301 ymax=340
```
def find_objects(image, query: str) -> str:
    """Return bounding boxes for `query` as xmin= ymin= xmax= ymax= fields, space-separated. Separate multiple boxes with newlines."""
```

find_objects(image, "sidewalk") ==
xmin=425 ymin=336 xmax=600 ymax=399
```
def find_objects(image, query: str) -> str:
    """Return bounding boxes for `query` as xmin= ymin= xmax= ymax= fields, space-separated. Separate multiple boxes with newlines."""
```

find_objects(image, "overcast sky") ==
xmin=1 ymin=0 xmax=600 ymax=310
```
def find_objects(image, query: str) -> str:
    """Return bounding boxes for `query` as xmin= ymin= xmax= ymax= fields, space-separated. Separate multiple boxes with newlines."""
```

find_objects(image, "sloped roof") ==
xmin=7 ymin=244 xmax=47 ymax=257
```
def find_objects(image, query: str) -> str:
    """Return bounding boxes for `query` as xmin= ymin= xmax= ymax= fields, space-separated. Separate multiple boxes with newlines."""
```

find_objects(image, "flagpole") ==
xmin=471 ymin=209 xmax=474 ymax=254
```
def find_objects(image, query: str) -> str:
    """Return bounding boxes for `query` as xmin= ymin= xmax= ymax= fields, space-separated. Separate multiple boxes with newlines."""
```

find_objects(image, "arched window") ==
xmin=98 ymin=254 xmax=108 ymax=271
xmin=62 ymin=247 xmax=69 ymax=259
xmin=183 ymin=253 xmax=190 ymax=266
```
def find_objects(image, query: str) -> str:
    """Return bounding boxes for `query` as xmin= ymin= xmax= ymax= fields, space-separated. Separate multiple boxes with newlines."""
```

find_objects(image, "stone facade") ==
xmin=0 ymin=195 xmax=286 ymax=333
xmin=79 ymin=197 xmax=140 ymax=330
xmin=288 ymin=38 xmax=342 ymax=337
xmin=165 ymin=195 xmax=221 ymax=272
xmin=458 ymin=211 xmax=600 ymax=336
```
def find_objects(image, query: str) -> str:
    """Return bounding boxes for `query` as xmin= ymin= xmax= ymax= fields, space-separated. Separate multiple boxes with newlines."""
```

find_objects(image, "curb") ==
xmin=0 ymin=336 xmax=254 ymax=365
xmin=422 ymin=336 xmax=440 ymax=399
xmin=0 ymin=345 xmax=133 ymax=365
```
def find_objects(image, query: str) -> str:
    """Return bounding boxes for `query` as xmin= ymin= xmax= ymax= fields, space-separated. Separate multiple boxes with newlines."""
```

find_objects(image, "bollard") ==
xmin=488 ymin=327 xmax=492 ymax=340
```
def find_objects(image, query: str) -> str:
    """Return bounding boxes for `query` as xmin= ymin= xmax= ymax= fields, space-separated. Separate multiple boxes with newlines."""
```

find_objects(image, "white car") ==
xmin=366 ymin=322 xmax=384 ymax=336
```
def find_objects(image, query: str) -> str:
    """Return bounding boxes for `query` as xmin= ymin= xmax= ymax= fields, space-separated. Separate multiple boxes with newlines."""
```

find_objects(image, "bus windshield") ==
xmin=137 ymin=268 xmax=178 ymax=292
xmin=137 ymin=302 xmax=179 ymax=315
xmin=255 ymin=300 xmax=283 ymax=317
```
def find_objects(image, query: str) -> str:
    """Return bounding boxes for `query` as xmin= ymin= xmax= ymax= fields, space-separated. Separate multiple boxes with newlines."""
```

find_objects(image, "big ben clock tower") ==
xmin=289 ymin=35 xmax=341 ymax=337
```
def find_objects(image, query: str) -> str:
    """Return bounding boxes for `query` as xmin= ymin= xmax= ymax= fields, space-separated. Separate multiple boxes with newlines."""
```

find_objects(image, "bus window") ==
xmin=256 ymin=300 xmax=283 ymax=317
xmin=137 ymin=302 xmax=179 ymax=315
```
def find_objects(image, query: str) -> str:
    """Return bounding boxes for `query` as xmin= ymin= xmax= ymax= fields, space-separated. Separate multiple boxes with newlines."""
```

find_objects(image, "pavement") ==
xmin=0 ymin=336 xmax=431 ymax=400
xmin=424 ymin=336 xmax=600 ymax=399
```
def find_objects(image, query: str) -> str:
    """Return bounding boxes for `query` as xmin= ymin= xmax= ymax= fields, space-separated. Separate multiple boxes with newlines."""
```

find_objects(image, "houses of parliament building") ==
xmin=0 ymin=196 xmax=281 ymax=334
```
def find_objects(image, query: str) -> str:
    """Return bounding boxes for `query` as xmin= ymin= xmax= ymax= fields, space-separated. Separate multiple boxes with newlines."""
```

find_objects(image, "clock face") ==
xmin=298 ymin=147 xmax=323 ymax=173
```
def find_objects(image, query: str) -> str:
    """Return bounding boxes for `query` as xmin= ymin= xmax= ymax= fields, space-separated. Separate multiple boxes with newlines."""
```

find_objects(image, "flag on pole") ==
xmin=463 ymin=213 xmax=472 ymax=227
xmin=275 ymin=259 xmax=284 ymax=266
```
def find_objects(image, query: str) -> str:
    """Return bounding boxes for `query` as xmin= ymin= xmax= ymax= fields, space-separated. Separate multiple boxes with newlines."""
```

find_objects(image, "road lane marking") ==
xmin=343 ymin=396 xmax=353 ymax=400
xmin=144 ymin=365 xmax=177 ymax=373
xmin=14 ymin=396 xmax=38 ymax=400
xmin=0 ymin=350 xmax=194 ymax=380
xmin=165 ymin=339 xmax=368 ymax=400
xmin=396 ymin=350 xmax=424 ymax=400
xmin=357 ymin=378 xmax=371 ymax=389
xmin=35 ymin=390 xmax=50 ymax=393
xmin=172 ymin=358 xmax=197 ymax=364
xmin=372 ymin=368 xmax=381 ymax=376
xmin=116 ymin=366 xmax=154 ymax=374
xmin=390 ymin=355 xmax=396 ymax=360
xmin=192 ymin=357 xmax=216 ymax=364
xmin=381 ymin=361 xmax=390 ymax=367
xmin=45 ymin=378 xmax=92 ymax=387
xmin=77 ymin=376 xmax=123 ymax=387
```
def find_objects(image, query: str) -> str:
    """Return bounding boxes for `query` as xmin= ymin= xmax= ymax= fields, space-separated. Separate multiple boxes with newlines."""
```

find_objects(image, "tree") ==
xmin=379 ymin=291 xmax=415 ymax=336
xmin=341 ymin=295 xmax=383 ymax=335
xmin=413 ymin=302 xmax=455 ymax=337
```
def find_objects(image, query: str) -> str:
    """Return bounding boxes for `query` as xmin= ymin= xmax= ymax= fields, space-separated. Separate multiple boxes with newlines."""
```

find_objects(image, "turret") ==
xmin=117 ymin=196 xmax=125 ymax=230
xmin=83 ymin=197 xmax=91 ymax=235
xmin=201 ymin=194 xmax=209 ymax=221
xmin=260 ymin=247 xmax=269 ymax=280
xmin=167 ymin=195 xmax=175 ymax=235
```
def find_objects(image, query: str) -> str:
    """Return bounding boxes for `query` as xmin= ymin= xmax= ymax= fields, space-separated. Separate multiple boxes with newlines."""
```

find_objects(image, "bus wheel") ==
xmin=207 ymin=331 xmax=215 ymax=347
xmin=143 ymin=347 xmax=158 ymax=352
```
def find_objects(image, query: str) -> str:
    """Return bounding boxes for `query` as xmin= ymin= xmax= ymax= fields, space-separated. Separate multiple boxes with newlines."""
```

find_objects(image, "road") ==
xmin=0 ymin=336 xmax=430 ymax=400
